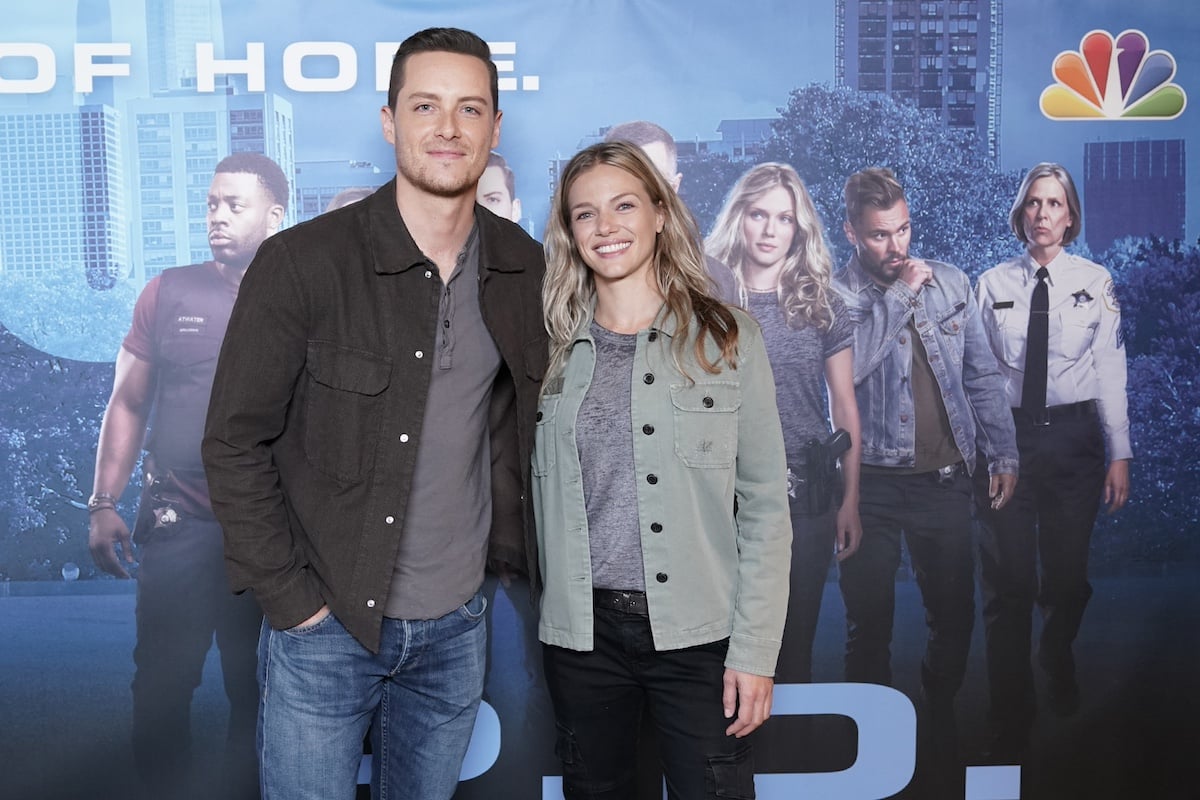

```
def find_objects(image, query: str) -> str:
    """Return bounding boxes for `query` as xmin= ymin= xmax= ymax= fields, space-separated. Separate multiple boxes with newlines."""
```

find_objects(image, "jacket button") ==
xmin=900 ymin=414 xmax=909 ymax=423
xmin=415 ymin=350 xmax=424 ymax=359
xmin=366 ymin=599 xmax=376 ymax=608
xmin=899 ymin=335 xmax=907 ymax=344
xmin=424 ymin=270 xmax=433 ymax=279
xmin=385 ymin=515 xmax=395 ymax=524
xmin=646 ymin=474 xmax=658 ymax=485
xmin=648 ymin=331 xmax=658 ymax=342
xmin=536 ymin=411 xmax=543 ymax=422
xmin=702 ymin=396 xmax=714 ymax=408
xmin=643 ymin=373 xmax=654 ymax=385
xmin=650 ymin=522 xmax=663 ymax=533
xmin=642 ymin=424 xmax=654 ymax=435
xmin=399 ymin=433 xmax=409 ymax=442
xmin=655 ymin=573 xmax=668 ymax=583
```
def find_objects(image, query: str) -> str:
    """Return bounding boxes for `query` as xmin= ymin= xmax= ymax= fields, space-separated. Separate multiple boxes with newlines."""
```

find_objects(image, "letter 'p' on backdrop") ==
xmin=0 ymin=2 xmax=1197 ymax=799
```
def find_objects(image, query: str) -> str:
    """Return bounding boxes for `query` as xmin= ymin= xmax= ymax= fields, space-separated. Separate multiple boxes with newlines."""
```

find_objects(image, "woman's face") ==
xmin=567 ymin=163 xmax=664 ymax=289
xmin=1021 ymin=176 xmax=1073 ymax=256
xmin=740 ymin=185 xmax=797 ymax=273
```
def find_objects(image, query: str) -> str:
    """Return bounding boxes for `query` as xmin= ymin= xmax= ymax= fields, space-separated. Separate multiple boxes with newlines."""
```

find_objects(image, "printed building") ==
xmin=1083 ymin=139 xmax=1186 ymax=254
xmin=836 ymin=0 xmax=1002 ymax=159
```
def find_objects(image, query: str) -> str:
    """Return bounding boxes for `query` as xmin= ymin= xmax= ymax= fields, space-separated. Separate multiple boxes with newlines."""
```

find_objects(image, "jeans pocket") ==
xmin=282 ymin=609 xmax=337 ymax=636
xmin=705 ymin=744 xmax=756 ymax=799
xmin=457 ymin=591 xmax=488 ymax=622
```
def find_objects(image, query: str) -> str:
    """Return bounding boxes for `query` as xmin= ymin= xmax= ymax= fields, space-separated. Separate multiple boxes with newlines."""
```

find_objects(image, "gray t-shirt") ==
xmin=746 ymin=289 xmax=854 ymax=465
xmin=386 ymin=228 xmax=502 ymax=619
xmin=576 ymin=321 xmax=645 ymax=591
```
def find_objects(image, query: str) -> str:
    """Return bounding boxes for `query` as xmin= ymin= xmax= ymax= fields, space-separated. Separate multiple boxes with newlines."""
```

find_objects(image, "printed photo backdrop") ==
xmin=1 ymin=1 xmax=1198 ymax=798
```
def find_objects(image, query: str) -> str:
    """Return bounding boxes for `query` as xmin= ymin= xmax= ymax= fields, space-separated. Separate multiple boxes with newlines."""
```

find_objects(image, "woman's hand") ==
xmin=723 ymin=668 xmax=774 ymax=737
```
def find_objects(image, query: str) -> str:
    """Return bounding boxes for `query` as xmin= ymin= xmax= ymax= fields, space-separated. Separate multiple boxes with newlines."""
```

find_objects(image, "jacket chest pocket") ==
xmin=670 ymin=381 xmax=740 ymax=468
xmin=935 ymin=303 xmax=967 ymax=367
xmin=303 ymin=341 xmax=392 ymax=483
xmin=532 ymin=394 xmax=561 ymax=477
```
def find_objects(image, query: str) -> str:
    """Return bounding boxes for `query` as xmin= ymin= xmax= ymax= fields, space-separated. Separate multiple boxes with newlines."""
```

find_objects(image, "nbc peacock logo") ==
xmin=1040 ymin=29 xmax=1187 ymax=120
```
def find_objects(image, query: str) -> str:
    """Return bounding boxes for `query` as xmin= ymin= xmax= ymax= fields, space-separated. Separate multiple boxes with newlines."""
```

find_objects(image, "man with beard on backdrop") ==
xmin=88 ymin=152 xmax=287 ymax=799
xmin=831 ymin=167 xmax=1018 ymax=797
xmin=202 ymin=27 xmax=546 ymax=800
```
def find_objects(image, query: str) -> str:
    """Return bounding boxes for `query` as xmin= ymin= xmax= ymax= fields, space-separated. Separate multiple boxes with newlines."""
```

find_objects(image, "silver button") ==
xmin=385 ymin=515 xmax=395 ymax=524
xmin=399 ymin=433 xmax=409 ymax=443
xmin=415 ymin=350 xmax=424 ymax=359
xmin=366 ymin=599 xmax=376 ymax=608
xmin=424 ymin=270 xmax=433 ymax=278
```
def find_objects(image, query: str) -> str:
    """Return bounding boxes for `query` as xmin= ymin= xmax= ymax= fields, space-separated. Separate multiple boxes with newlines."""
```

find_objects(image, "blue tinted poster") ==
xmin=1 ymin=2 xmax=1197 ymax=798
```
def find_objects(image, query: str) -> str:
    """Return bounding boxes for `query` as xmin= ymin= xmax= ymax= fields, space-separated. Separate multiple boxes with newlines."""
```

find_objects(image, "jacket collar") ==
xmin=841 ymin=254 xmax=883 ymax=295
xmin=364 ymin=178 xmax=529 ymax=276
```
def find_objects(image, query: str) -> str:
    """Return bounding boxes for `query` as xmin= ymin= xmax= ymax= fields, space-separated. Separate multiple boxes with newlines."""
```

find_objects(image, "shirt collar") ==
xmin=1020 ymin=249 xmax=1069 ymax=287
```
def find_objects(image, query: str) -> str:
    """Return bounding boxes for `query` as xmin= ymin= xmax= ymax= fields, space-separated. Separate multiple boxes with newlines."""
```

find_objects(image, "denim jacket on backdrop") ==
xmin=832 ymin=256 xmax=1018 ymax=477
xmin=532 ymin=306 xmax=792 ymax=677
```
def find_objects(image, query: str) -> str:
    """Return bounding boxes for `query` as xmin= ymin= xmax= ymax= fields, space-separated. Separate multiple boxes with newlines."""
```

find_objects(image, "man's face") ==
xmin=844 ymin=199 xmax=912 ymax=286
xmin=638 ymin=141 xmax=682 ymax=193
xmin=206 ymin=171 xmax=284 ymax=271
xmin=476 ymin=165 xmax=522 ymax=222
xmin=380 ymin=51 xmax=501 ymax=199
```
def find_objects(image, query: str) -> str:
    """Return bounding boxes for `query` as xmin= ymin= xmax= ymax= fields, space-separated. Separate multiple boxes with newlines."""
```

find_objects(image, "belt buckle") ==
xmin=936 ymin=464 xmax=958 ymax=485
xmin=153 ymin=506 xmax=180 ymax=529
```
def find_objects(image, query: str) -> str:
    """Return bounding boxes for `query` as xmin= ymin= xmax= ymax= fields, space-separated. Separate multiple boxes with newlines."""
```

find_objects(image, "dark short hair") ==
xmin=387 ymin=27 xmax=498 ymax=113
xmin=843 ymin=166 xmax=906 ymax=228
xmin=215 ymin=152 xmax=289 ymax=211
xmin=604 ymin=120 xmax=677 ymax=167
xmin=485 ymin=151 xmax=516 ymax=199
xmin=1009 ymin=163 xmax=1083 ymax=246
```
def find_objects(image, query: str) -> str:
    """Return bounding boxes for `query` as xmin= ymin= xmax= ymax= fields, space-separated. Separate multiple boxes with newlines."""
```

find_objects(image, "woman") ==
xmin=974 ymin=163 xmax=1131 ymax=759
xmin=533 ymin=140 xmax=792 ymax=799
xmin=706 ymin=162 xmax=862 ymax=686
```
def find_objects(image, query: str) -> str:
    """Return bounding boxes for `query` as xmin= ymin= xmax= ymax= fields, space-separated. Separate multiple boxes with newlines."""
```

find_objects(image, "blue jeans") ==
xmin=257 ymin=591 xmax=487 ymax=800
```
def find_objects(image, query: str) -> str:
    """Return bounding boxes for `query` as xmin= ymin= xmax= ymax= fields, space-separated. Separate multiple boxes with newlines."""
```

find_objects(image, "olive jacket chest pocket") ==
xmin=670 ymin=381 xmax=741 ymax=468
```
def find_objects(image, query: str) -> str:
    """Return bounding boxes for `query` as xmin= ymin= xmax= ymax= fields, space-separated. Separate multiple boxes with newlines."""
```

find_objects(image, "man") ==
xmin=604 ymin=120 xmax=737 ymax=302
xmin=88 ymin=152 xmax=286 ymax=799
xmin=831 ymin=167 xmax=1018 ymax=792
xmin=476 ymin=150 xmax=522 ymax=223
xmin=201 ymin=27 xmax=546 ymax=800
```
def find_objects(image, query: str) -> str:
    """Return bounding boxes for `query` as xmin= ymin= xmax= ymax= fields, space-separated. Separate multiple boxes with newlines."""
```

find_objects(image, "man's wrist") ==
xmin=87 ymin=492 xmax=118 ymax=514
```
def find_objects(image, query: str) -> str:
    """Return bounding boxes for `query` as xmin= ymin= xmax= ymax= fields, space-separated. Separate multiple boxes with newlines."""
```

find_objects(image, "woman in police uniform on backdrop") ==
xmin=973 ymin=162 xmax=1131 ymax=760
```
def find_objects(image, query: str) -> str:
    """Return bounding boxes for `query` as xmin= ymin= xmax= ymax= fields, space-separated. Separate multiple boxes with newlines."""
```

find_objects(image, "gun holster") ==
xmin=788 ymin=429 xmax=852 ymax=516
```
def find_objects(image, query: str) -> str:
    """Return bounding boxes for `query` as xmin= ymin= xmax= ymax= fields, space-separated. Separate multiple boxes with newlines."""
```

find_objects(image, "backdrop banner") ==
xmin=1 ymin=2 xmax=1197 ymax=799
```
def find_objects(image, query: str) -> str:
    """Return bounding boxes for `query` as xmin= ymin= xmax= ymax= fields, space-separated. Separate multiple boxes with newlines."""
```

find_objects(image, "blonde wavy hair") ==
xmin=706 ymin=162 xmax=835 ymax=331
xmin=543 ymin=141 xmax=739 ymax=383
